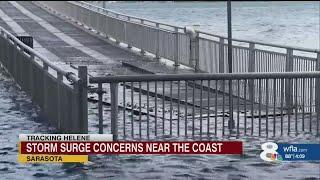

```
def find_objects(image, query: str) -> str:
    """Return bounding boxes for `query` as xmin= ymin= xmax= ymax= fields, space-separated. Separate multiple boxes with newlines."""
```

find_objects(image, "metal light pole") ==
xmin=227 ymin=0 xmax=232 ymax=74
xmin=227 ymin=0 xmax=235 ymax=130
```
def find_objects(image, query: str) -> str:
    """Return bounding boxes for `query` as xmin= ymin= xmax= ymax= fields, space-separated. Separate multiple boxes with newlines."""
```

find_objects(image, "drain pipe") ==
xmin=185 ymin=26 xmax=199 ymax=71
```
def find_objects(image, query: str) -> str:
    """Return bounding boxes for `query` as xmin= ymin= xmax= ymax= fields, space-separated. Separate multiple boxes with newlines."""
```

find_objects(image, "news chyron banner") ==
xmin=18 ymin=134 xmax=113 ymax=163
xmin=18 ymin=134 xmax=243 ymax=163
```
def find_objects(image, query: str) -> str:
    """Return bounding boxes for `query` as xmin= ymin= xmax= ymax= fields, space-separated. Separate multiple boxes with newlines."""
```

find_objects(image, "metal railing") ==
xmin=0 ymin=26 xmax=88 ymax=133
xmin=32 ymin=1 xmax=320 ymax=139
xmin=89 ymin=72 xmax=320 ymax=140
xmin=35 ymin=1 xmax=320 ymax=108
xmin=36 ymin=1 xmax=320 ymax=69
xmin=36 ymin=1 xmax=191 ymax=67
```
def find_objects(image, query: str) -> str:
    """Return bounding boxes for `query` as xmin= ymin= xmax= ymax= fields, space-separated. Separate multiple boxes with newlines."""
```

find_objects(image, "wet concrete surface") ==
xmin=0 ymin=1 xmax=230 ymax=116
xmin=11 ymin=1 xmax=182 ymax=76
xmin=0 ymin=1 xmax=295 ymax=122
xmin=18 ymin=1 xmax=195 ymax=75
xmin=0 ymin=1 xmax=315 ymax=133
xmin=0 ymin=1 xmax=320 ymax=180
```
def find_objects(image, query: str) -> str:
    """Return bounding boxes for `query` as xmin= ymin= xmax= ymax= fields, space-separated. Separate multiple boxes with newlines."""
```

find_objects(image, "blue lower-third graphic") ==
xmin=260 ymin=142 xmax=320 ymax=162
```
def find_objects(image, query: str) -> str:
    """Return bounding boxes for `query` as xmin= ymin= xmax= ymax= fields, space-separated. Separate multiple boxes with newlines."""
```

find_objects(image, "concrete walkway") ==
xmin=0 ymin=1 xmax=194 ymax=78
xmin=0 ymin=1 xmax=271 ymax=121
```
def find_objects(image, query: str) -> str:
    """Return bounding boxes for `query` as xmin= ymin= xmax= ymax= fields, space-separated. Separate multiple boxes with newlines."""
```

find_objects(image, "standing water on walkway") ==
xmin=1 ymin=65 xmax=319 ymax=179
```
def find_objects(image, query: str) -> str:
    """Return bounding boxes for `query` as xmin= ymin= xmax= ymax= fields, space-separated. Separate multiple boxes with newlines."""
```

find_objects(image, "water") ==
xmin=101 ymin=1 xmax=320 ymax=49
xmin=1 ymin=65 xmax=319 ymax=179
xmin=1 ymin=1 xmax=320 ymax=179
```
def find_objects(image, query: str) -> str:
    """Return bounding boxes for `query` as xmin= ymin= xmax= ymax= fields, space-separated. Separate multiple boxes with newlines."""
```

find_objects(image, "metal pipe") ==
xmin=227 ymin=0 xmax=234 ymax=131
xmin=78 ymin=66 xmax=88 ymax=134
xmin=110 ymin=83 xmax=119 ymax=141
xmin=139 ymin=82 xmax=142 ymax=139
xmin=131 ymin=82 xmax=134 ymax=138
xmin=98 ymin=83 xmax=103 ymax=134
xmin=170 ymin=81 xmax=173 ymax=136
xmin=155 ymin=81 xmax=158 ymax=136
xmin=197 ymin=29 xmax=320 ymax=53
xmin=147 ymin=82 xmax=150 ymax=139
xmin=177 ymin=80 xmax=180 ymax=136
xmin=185 ymin=81 xmax=188 ymax=137
xmin=227 ymin=0 xmax=232 ymax=74
xmin=89 ymin=71 xmax=320 ymax=83
xmin=123 ymin=82 xmax=126 ymax=139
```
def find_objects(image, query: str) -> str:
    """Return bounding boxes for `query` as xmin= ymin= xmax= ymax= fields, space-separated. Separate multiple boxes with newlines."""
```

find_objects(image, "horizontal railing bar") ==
xmin=198 ymin=37 xmax=251 ymax=51
xmin=197 ymin=31 xmax=320 ymax=53
xmin=72 ymin=1 xmax=178 ymax=34
xmin=292 ymin=55 xmax=317 ymax=61
xmin=76 ymin=1 xmax=185 ymax=31
xmin=89 ymin=71 xmax=320 ymax=83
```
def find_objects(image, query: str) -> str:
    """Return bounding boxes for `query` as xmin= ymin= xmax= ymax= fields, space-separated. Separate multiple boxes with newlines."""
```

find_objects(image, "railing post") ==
xmin=4 ymin=33 xmax=9 ymax=68
xmin=126 ymin=17 xmax=132 ymax=49
xmin=248 ymin=43 xmax=255 ymax=72
xmin=98 ymin=83 xmax=104 ymax=134
xmin=315 ymin=52 xmax=320 ymax=115
xmin=115 ymin=38 xmax=120 ymax=45
xmin=174 ymin=27 xmax=179 ymax=67
xmin=43 ymin=63 xmax=49 ymax=119
xmin=5 ymin=34 xmax=9 ymax=67
xmin=78 ymin=66 xmax=88 ymax=134
xmin=5 ymin=36 xmax=9 ymax=71
xmin=195 ymin=33 xmax=200 ymax=71
xmin=105 ymin=15 xmax=110 ymax=39
xmin=155 ymin=23 xmax=160 ymax=60
xmin=17 ymin=48 xmax=22 ymax=87
xmin=7 ymin=37 xmax=11 ymax=72
xmin=285 ymin=48 xmax=293 ymax=113
xmin=123 ymin=20 xmax=127 ymax=45
xmin=115 ymin=14 xmax=120 ymax=45
xmin=140 ymin=19 xmax=145 ymax=55
xmin=29 ymin=54 xmax=35 ymax=100
xmin=19 ymin=48 xmax=25 ymax=88
xmin=12 ymin=41 xmax=17 ymax=80
xmin=57 ymin=72 xmax=63 ymax=131
xmin=87 ymin=9 xmax=92 ymax=31
xmin=189 ymin=32 xmax=199 ymax=71
xmin=228 ymin=79 xmax=235 ymax=131
xmin=248 ymin=43 xmax=255 ymax=101
xmin=189 ymin=32 xmax=194 ymax=69
xmin=219 ymin=37 xmax=225 ymax=74
xmin=110 ymin=82 xmax=119 ymax=141
xmin=0 ymin=31 xmax=4 ymax=64
xmin=218 ymin=38 xmax=225 ymax=91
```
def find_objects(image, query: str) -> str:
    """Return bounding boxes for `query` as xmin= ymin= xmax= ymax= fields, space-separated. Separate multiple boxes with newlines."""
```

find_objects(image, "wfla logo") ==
xmin=260 ymin=142 xmax=283 ymax=162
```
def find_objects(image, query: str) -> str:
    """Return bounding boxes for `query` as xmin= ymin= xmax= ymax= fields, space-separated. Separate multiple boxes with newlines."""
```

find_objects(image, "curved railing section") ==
xmin=36 ymin=1 xmax=320 ymax=75
xmin=0 ymin=26 xmax=88 ymax=133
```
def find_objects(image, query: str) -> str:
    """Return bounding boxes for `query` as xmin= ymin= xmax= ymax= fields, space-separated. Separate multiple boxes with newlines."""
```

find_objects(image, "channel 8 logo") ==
xmin=260 ymin=142 xmax=282 ymax=162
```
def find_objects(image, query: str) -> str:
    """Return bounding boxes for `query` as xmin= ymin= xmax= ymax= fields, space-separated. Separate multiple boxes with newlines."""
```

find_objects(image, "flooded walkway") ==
xmin=0 ymin=1 xmax=319 ymax=179
xmin=0 ymin=1 xmax=192 ymax=77
xmin=0 ymin=1 xmax=257 ymax=122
